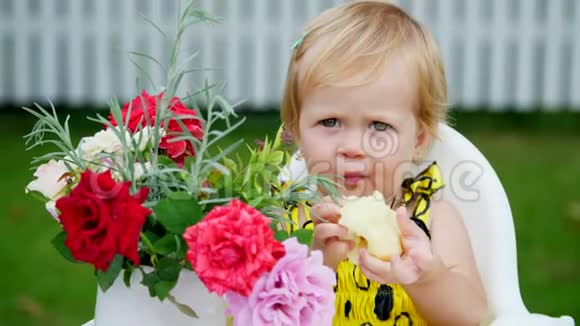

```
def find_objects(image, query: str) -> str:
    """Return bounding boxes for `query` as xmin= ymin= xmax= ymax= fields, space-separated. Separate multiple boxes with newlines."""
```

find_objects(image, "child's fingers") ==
xmin=313 ymin=223 xmax=348 ymax=242
xmin=401 ymin=238 xmax=428 ymax=253
xmin=395 ymin=206 xmax=412 ymax=233
xmin=390 ymin=255 xmax=420 ymax=285
xmin=407 ymin=247 xmax=435 ymax=271
xmin=321 ymin=195 xmax=343 ymax=206
xmin=393 ymin=254 xmax=417 ymax=272
xmin=311 ymin=201 xmax=341 ymax=224
xmin=396 ymin=206 xmax=427 ymax=239
xmin=326 ymin=239 xmax=351 ymax=259
xmin=359 ymin=263 xmax=387 ymax=284
xmin=358 ymin=249 xmax=393 ymax=282
xmin=321 ymin=237 xmax=352 ymax=270
xmin=326 ymin=236 xmax=354 ymax=250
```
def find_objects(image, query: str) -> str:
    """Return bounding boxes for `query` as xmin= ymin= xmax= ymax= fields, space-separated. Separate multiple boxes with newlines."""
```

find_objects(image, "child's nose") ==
xmin=337 ymin=130 xmax=365 ymax=159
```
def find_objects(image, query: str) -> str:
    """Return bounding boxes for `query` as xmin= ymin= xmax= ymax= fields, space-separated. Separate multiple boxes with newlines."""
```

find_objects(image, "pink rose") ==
xmin=226 ymin=238 xmax=336 ymax=326
xmin=183 ymin=199 xmax=285 ymax=296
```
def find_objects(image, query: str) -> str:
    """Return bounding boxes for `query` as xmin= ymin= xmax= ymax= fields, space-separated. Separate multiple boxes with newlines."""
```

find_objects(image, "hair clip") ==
xmin=291 ymin=32 xmax=309 ymax=50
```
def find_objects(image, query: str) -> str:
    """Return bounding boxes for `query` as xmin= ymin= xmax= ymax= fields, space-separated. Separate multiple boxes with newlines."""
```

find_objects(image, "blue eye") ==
xmin=371 ymin=121 xmax=391 ymax=131
xmin=320 ymin=118 xmax=339 ymax=128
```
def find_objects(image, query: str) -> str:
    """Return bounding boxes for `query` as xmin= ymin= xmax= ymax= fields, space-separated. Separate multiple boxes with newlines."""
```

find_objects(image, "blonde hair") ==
xmin=281 ymin=0 xmax=448 ymax=142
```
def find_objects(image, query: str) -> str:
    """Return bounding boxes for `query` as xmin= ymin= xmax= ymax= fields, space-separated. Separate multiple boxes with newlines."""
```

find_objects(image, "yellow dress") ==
xmin=284 ymin=162 xmax=444 ymax=325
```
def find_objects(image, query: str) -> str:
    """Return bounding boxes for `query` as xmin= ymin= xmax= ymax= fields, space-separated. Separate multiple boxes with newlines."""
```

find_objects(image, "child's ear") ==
xmin=413 ymin=124 xmax=431 ymax=161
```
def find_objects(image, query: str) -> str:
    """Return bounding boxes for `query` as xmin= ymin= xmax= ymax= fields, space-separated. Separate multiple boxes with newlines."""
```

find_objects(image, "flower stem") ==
xmin=140 ymin=232 xmax=158 ymax=265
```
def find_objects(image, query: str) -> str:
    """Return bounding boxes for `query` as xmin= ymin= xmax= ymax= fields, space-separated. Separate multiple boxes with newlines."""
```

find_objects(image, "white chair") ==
xmin=281 ymin=123 xmax=575 ymax=326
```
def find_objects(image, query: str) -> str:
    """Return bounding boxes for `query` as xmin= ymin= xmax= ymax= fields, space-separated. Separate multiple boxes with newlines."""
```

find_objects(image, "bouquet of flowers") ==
xmin=23 ymin=2 xmax=337 ymax=325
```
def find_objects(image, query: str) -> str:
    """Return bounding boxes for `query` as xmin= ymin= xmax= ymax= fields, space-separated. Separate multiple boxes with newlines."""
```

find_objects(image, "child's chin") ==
xmin=341 ymin=181 xmax=376 ymax=197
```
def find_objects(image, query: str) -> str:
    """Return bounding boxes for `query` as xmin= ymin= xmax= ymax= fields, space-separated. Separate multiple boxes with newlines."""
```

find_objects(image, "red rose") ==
xmin=109 ymin=90 xmax=159 ymax=132
xmin=109 ymin=90 xmax=203 ymax=165
xmin=158 ymin=96 xmax=203 ymax=166
xmin=183 ymin=199 xmax=285 ymax=296
xmin=55 ymin=170 xmax=150 ymax=271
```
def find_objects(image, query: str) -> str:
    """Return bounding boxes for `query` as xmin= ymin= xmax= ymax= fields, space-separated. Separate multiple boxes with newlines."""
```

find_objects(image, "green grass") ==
xmin=1 ymin=109 xmax=579 ymax=325
xmin=457 ymin=115 xmax=580 ymax=320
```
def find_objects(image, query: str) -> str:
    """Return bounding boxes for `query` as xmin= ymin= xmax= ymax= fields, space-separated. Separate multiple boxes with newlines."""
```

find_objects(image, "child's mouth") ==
xmin=343 ymin=172 xmax=367 ymax=186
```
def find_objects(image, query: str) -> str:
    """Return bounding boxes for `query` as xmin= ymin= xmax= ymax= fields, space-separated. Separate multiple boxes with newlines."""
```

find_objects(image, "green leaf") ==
xmin=242 ymin=162 xmax=253 ymax=185
xmin=291 ymin=229 xmax=314 ymax=246
xmin=141 ymin=270 xmax=160 ymax=297
xmin=269 ymin=218 xmax=280 ymax=230
xmin=168 ymin=191 xmax=194 ymax=200
xmin=274 ymin=230 xmax=290 ymax=242
xmin=141 ymin=270 xmax=159 ymax=287
xmin=50 ymin=231 xmax=77 ymax=263
xmin=267 ymin=150 xmax=284 ymax=166
xmin=154 ymin=280 xmax=177 ymax=301
xmin=176 ymin=237 xmax=187 ymax=260
xmin=248 ymin=195 xmax=264 ymax=208
xmin=223 ymin=157 xmax=237 ymax=173
xmin=257 ymin=149 xmax=267 ymax=165
xmin=183 ymin=156 xmax=197 ymax=169
xmin=157 ymin=155 xmax=176 ymax=167
xmin=273 ymin=126 xmax=283 ymax=148
xmin=153 ymin=195 xmax=203 ymax=234
xmin=143 ymin=230 xmax=161 ymax=244
xmin=154 ymin=234 xmax=178 ymax=255
xmin=123 ymin=269 xmax=132 ymax=288
xmin=207 ymin=170 xmax=223 ymax=185
xmin=167 ymin=293 xmax=199 ymax=318
xmin=139 ymin=258 xmax=181 ymax=300
xmin=96 ymin=255 xmax=124 ymax=292
xmin=25 ymin=189 xmax=50 ymax=202
xmin=156 ymin=257 xmax=181 ymax=282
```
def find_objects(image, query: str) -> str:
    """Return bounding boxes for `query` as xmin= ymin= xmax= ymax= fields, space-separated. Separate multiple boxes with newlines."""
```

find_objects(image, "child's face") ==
xmin=298 ymin=50 xmax=425 ymax=198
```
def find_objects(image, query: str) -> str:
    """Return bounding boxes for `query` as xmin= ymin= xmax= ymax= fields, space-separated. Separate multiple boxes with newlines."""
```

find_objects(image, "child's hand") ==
xmin=358 ymin=206 xmax=438 ymax=285
xmin=311 ymin=196 xmax=353 ymax=270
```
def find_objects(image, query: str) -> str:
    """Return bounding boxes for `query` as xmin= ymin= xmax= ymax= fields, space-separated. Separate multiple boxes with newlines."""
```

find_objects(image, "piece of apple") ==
xmin=338 ymin=191 xmax=402 ymax=265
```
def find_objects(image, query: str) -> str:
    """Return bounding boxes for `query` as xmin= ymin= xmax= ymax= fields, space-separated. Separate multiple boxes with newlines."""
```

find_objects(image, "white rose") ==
xmin=90 ymin=157 xmax=117 ymax=173
xmin=79 ymin=128 xmax=127 ymax=159
xmin=134 ymin=162 xmax=153 ymax=180
xmin=133 ymin=127 xmax=165 ymax=152
xmin=25 ymin=160 xmax=70 ymax=200
xmin=45 ymin=200 xmax=60 ymax=221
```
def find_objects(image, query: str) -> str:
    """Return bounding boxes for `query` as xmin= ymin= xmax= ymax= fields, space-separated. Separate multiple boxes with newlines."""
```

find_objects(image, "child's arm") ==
xmin=358 ymin=202 xmax=487 ymax=325
xmin=403 ymin=201 xmax=488 ymax=325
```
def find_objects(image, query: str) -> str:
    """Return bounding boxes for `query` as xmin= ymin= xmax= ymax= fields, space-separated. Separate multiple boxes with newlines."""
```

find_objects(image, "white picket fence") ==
xmin=1 ymin=0 xmax=579 ymax=111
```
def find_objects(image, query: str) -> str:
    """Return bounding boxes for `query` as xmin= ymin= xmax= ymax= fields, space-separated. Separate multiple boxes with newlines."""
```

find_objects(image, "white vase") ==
xmin=93 ymin=267 xmax=227 ymax=326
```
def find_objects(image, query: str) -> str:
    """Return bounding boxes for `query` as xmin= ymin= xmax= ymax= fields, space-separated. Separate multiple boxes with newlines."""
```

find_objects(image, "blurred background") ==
xmin=1 ymin=0 xmax=579 ymax=325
